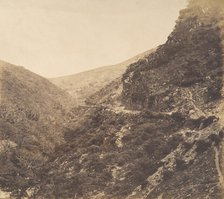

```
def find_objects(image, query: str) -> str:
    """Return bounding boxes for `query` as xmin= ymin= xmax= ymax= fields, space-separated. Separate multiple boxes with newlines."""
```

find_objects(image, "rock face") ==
xmin=1 ymin=0 xmax=224 ymax=199
xmin=122 ymin=6 xmax=222 ymax=113
xmin=0 ymin=61 xmax=75 ymax=198
xmin=28 ymin=1 xmax=224 ymax=199
xmin=50 ymin=49 xmax=154 ymax=105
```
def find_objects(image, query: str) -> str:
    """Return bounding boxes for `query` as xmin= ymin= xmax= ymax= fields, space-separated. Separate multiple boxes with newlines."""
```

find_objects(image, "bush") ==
xmin=195 ymin=140 xmax=211 ymax=153
xmin=163 ymin=170 xmax=173 ymax=181
xmin=176 ymin=158 xmax=187 ymax=170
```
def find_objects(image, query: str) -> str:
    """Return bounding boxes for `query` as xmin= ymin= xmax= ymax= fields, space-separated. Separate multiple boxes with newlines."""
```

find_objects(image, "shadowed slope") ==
xmin=0 ymin=61 xmax=75 ymax=197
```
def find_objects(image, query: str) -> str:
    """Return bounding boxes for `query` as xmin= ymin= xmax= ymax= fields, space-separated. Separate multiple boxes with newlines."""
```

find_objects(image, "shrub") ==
xmin=195 ymin=139 xmax=211 ymax=153
xmin=163 ymin=170 xmax=173 ymax=181
xmin=176 ymin=158 xmax=187 ymax=170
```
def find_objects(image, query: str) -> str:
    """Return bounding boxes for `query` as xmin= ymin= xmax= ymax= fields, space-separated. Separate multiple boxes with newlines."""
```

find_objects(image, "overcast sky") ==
xmin=0 ymin=0 xmax=187 ymax=77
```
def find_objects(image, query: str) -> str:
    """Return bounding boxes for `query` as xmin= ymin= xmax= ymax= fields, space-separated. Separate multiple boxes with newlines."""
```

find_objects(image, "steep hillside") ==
xmin=30 ymin=1 xmax=224 ymax=199
xmin=50 ymin=49 xmax=154 ymax=105
xmin=0 ymin=61 xmax=75 ymax=197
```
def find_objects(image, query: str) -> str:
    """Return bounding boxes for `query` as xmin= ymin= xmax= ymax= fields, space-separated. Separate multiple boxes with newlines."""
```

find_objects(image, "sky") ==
xmin=0 ymin=0 xmax=187 ymax=77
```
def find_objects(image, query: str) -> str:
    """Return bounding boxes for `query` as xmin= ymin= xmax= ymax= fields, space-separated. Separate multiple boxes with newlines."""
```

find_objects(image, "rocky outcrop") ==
xmin=122 ymin=4 xmax=223 ymax=114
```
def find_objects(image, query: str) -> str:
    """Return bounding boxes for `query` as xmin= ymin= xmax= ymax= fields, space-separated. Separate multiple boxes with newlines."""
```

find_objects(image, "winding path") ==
xmin=214 ymin=146 xmax=224 ymax=186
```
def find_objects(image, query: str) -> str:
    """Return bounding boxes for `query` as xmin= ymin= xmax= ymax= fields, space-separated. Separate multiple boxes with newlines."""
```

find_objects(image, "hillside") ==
xmin=0 ymin=61 xmax=75 ymax=197
xmin=0 ymin=0 xmax=224 ymax=199
xmin=50 ymin=49 xmax=154 ymax=105
xmin=30 ymin=0 xmax=224 ymax=199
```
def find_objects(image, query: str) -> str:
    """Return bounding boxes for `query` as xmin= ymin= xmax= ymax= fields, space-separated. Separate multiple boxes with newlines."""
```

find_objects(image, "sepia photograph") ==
xmin=0 ymin=0 xmax=224 ymax=198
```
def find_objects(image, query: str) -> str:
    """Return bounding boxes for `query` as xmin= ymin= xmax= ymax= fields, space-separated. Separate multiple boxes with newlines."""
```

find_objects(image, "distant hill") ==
xmin=50 ymin=49 xmax=155 ymax=105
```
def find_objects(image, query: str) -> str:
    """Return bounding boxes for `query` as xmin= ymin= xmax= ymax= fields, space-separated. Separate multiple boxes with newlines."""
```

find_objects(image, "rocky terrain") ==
xmin=1 ymin=0 xmax=224 ymax=198
xmin=50 ymin=49 xmax=154 ymax=105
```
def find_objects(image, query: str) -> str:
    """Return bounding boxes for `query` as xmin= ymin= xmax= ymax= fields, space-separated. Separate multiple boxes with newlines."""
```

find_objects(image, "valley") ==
xmin=0 ymin=0 xmax=224 ymax=198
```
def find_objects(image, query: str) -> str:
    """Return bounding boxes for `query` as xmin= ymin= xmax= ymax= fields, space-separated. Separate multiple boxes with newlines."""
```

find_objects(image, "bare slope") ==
xmin=50 ymin=49 xmax=154 ymax=105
